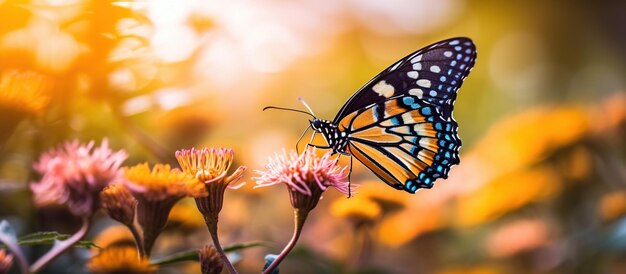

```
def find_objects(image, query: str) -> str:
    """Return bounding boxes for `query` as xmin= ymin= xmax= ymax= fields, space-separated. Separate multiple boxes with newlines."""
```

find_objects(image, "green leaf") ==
xmin=152 ymin=241 xmax=266 ymax=266
xmin=17 ymin=231 xmax=98 ymax=248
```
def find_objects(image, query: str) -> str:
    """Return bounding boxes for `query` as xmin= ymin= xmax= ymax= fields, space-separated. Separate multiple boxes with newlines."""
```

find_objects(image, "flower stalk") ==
xmin=262 ymin=209 xmax=309 ymax=274
xmin=29 ymin=216 xmax=92 ymax=273
xmin=176 ymin=147 xmax=247 ymax=274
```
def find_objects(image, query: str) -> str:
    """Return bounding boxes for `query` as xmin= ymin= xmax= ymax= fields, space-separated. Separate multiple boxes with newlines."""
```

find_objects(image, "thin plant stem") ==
xmin=29 ymin=216 xmax=92 ymax=273
xmin=205 ymin=215 xmax=238 ymax=274
xmin=263 ymin=209 xmax=308 ymax=274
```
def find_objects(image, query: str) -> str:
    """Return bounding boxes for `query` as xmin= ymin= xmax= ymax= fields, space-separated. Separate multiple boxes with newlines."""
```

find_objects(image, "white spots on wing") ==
xmin=430 ymin=65 xmax=441 ymax=73
xmin=409 ymin=88 xmax=423 ymax=99
xmin=449 ymin=40 xmax=460 ymax=45
xmin=372 ymin=80 xmax=395 ymax=98
xmin=416 ymin=79 xmax=431 ymax=88
xmin=407 ymin=71 xmax=419 ymax=79
xmin=411 ymin=54 xmax=422 ymax=63
xmin=429 ymin=90 xmax=438 ymax=96
xmin=413 ymin=63 xmax=422 ymax=70
xmin=444 ymin=51 xmax=452 ymax=57
xmin=454 ymin=46 xmax=462 ymax=51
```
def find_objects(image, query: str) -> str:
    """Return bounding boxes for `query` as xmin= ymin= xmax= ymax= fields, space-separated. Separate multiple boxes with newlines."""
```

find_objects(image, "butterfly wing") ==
xmin=340 ymin=95 xmax=461 ymax=193
xmin=335 ymin=37 xmax=476 ymax=193
xmin=333 ymin=37 xmax=476 ymax=122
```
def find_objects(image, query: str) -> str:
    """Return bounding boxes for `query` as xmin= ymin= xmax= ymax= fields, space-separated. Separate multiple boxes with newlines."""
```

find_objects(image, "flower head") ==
xmin=255 ymin=148 xmax=350 ymax=212
xmin=0 ymin=249 xmax=13 ymax=274
xmin=176 ymin=147 xmax=246 ymax=187
xmin=0 ymin=69 xmax=50 ymax=117
xmin=198 ymin=245 xmax=223 ymax=274
xmin=175 ymin=147 xmax=246 ymax=217
xmin=30 ymin=139 xmax=127 ymax=216
xmin=122 ymin=163 xmax=205 ymax=257
xmin=101 ymin=184 xmax=136 ymax=226
xmin=123 ymin=163 xmax=205 ymax=200
xmin=87 ymin=246 xmax=157 ymax=274
xmin=330 ymin=197 xmax=381 ymax=226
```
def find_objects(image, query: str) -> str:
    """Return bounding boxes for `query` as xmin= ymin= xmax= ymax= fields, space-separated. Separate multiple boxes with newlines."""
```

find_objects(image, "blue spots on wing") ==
xmin=403 ymin=96 xmax=414 ymax=106
xmin=421 ymin=106 xmax=431 ymax=116
xmin=389 ymin=117 xmax=400 ymax=126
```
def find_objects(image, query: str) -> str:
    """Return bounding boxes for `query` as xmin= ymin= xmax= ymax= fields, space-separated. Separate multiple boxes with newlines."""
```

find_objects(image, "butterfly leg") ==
xmin=347 ymin=155 xmax=353 ymax=198
xmin=295 ymin=125 xmax=311 ymax=154
xmin=307 ymin=144 xmax=332 ymax=149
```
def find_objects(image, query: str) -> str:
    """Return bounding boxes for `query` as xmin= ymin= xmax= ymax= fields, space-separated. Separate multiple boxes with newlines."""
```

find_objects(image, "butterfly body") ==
xmin=304 ymin=37 xmax=476 ymax=193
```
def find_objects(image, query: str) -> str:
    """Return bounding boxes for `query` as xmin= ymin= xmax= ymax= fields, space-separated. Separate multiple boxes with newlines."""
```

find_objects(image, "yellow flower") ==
xmin=92 ymin=225 xmax=135 ymax=250
xmin=330 ymin=196 xmax=381 ymax=225
xmin=167 ymin=198 xmax=206 ymax=232
xmin=455 ymin=166 xmax=561 ymax=227
xmin=0 ymin=69 xmax=50 ymax=117
xmin=124 ymin=163 xmax=206 ymax=200
xmin=123 ymin=163 xmax=205 ymax=257
xmin=87 ymin=246 xmax=157 ymax=274
xmin=599 ymin=191 xmax=626 ymax=222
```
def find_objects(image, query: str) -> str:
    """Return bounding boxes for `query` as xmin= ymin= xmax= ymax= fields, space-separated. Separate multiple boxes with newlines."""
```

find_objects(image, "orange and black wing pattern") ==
xmin=338 ymin=95 xmax=461 ymax=193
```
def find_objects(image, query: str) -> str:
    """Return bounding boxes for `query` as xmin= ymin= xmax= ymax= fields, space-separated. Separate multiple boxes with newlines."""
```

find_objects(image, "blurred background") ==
xmin=1 ymin=0 xmax=625 ymax=273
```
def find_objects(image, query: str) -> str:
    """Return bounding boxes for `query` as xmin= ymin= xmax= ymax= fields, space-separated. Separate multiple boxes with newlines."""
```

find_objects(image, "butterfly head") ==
xmin=310 ymin=118 xmax=323 ymax=132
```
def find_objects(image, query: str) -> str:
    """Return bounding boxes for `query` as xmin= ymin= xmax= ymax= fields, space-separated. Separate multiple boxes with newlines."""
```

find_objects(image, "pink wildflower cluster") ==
xmin=255 ymin=148 xmax=350 ymax=196
xmin=30 ymin=139 xmax=128 ymax=216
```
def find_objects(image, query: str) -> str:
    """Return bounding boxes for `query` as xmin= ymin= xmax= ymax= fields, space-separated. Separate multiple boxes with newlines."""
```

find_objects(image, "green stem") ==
xmin=262 ymin=209 xmax=308 ymax=274
xmin=29 ymin=217 xmax=91 ymax=273
xmin=205 ymin=215 xmax=238 ymax=274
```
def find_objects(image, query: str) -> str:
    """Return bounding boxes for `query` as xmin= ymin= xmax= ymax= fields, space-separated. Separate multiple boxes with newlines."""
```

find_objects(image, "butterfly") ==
xmin=266 ymin=37 xmax=476 ymax=193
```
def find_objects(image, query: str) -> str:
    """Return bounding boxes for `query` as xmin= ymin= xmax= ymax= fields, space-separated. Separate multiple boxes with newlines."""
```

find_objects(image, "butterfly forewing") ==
xmin=333 ymin=37 xmax=476 ymax=122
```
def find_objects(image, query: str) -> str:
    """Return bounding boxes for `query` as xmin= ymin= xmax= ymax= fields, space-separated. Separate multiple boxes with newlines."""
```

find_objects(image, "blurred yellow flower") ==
xmin=330 ymin=196 xmax=381 ymax=225
xmin=485 ymin=218 xmax=551 ymax=258
xmin=167 ymin=198 xmax=206 ymax=232
xmin=455 ymin=166 xmax=561 ymax=227
xmin=124 ymin=163 xmax=206 ymax=200
xmin=377 ymin=192 xmax=446 ymax=247
xmin=87 ymin=245 xmax=157 ymax=274
xmin=452 ymin=106 xmax=590 ymax=194
xmin=357 ymin=182 xmax=409 ymax=214
xmin=436 ymin=265 xmax=503 ymax=274
xmin=599 ymin=191 xmax=626 ymax=222
xmin=92 ymin=225 xmax=135 ymax=251
xmin=0 ymin=69 xmax=50 ymax=117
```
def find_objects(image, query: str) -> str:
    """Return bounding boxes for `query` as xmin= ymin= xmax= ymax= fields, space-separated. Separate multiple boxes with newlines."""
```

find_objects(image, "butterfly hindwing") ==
xmin=341 ymin=95 xmax=461 ymax=193
xmin=333 ymin=37 xmax=476 ymax=122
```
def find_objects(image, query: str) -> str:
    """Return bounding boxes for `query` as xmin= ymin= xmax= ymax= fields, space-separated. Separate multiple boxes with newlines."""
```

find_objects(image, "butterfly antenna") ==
xmin=297 ymin=97 xmax=316 ymax=117
xmin=263 ymin=106 xmax=315 ymax=118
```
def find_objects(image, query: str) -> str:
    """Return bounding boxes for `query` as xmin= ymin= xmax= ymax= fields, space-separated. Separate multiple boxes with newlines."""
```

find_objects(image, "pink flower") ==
xmin=30 ymin=139 xmax=127 ymax=216
xmin=255 ymin=148 xmax=351 ymax=211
